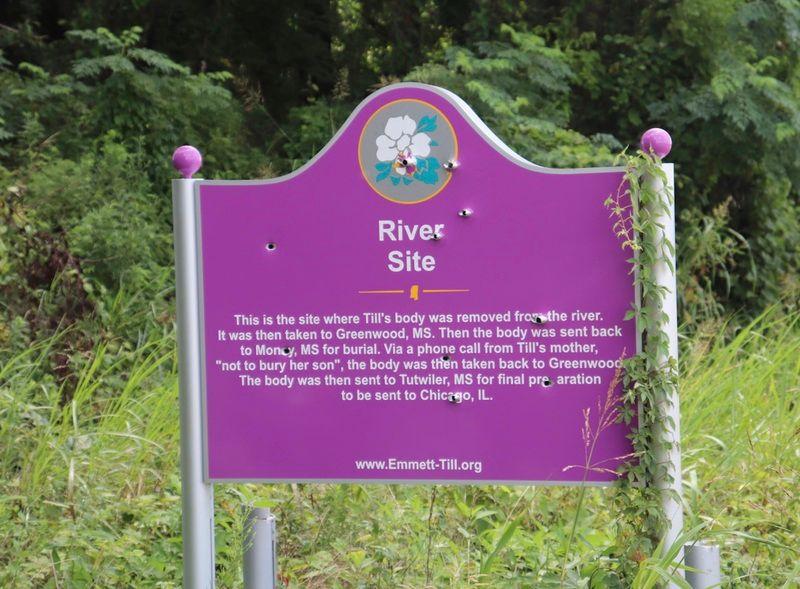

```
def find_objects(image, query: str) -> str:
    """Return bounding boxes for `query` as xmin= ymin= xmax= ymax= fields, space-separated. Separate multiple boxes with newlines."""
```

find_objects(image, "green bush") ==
xmin=407 ymin=25 xmax=621 ymax=169
xmin=0 ymin=26 xmax=269 ymax=353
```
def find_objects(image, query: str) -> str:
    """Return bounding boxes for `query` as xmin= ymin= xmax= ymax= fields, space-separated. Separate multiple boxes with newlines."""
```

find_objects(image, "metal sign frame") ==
xmin=170 ymin=82 xmax=683 ymax=588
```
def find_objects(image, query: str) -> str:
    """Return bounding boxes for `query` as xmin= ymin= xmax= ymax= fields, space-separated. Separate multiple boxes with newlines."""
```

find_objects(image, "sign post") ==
xmin=171 ymin=83 xmax=688 ymax=587
xmin=641 ymin=129 xmax=685 ymax=575
xmin=173 ymin=146 xmax=216 ymax=588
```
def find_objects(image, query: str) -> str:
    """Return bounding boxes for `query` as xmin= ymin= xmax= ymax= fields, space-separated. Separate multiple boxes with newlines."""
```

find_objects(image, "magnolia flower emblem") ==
xmin=374 ymin=114 xmax=441 ymax=186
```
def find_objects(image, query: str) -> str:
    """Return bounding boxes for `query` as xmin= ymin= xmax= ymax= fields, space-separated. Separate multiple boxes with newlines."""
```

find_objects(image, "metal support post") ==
xmin=641 ymin=129 xmax=685 ymax=584
xmin=243 ymin=507 xmax=277 ymax=589
xmin=173 ymin=146 xmax=215 ymax=588
xmin=685 ymin=542 xmax=722 ymax=588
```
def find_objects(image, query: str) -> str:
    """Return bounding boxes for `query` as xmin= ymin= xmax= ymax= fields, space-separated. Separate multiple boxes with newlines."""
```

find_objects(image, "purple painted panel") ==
xmin=197 ymin=84 xmax=635 ymax=483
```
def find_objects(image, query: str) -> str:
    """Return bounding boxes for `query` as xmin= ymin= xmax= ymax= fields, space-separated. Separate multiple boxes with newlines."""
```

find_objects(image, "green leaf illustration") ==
xmin=375 ymin=161 xmax=392 ymax=182
xmin=416 ymin=115 xmax=438 ymax=133
xmin=414 ymin=157 xmax=440 ymax=184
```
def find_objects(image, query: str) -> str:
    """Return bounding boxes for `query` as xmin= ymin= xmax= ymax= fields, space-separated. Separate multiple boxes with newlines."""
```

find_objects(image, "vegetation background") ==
xmin=0 ymin=0 xmax=797 ymax=586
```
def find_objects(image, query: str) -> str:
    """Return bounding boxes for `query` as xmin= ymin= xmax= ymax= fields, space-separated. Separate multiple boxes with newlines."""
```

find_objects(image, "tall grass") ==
xmin=681 ymin=310 xmax=800 ymax=586
xmin=0 ymin=330 xmax=183 ymax=586
xmin=1 ymin=308 xmax=797 ymax=586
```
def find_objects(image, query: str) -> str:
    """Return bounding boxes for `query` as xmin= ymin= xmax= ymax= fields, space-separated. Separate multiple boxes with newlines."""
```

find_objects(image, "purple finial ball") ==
xmin=640 ymin=128 xmax=672 ymax=158
xmin=172 ymin=145 xmax=202 ymax=179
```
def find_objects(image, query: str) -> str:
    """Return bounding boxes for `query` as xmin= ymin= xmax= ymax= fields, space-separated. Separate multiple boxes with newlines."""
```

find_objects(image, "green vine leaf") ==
xmin=607 ymin=148 xmax=679 ymax=580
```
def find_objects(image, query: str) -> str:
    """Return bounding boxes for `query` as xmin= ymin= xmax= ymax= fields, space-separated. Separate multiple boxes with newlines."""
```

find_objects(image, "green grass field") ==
xmin=1 ymin=308 xmax=798 ymax=587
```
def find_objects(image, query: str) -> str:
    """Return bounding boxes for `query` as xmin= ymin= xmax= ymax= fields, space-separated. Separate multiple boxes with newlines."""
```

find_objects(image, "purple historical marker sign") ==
xmin=196 ymin=84 xmax=636 ymax=483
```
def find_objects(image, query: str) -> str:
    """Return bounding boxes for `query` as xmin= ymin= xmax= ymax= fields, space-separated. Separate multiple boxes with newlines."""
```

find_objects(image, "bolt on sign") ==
xmin=191 ymin=84 xmax=638 ymax=484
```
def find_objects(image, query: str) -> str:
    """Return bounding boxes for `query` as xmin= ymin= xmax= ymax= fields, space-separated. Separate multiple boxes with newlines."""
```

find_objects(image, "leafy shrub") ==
xmin=0 ymin=26 xmax=269 ymax=354
xmin=407 ymin=25 xmax=620 ymax=169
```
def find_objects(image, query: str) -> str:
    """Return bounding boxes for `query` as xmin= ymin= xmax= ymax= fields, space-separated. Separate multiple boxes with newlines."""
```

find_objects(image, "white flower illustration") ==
xmin=375 ymin=115 xmax=432 ymax=164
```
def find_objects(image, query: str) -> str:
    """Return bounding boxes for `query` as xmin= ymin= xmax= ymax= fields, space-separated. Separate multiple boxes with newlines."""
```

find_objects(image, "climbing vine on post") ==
xmin=605 ymin=133 xmax=681 ymax=579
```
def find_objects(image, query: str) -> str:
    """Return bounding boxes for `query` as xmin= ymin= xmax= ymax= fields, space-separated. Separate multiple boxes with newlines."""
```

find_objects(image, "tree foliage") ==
xmin=0 ymin=24 xmax=265 ymax=362
xmin=1 ymin=2 xmax=798 ymax=324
